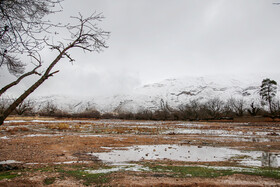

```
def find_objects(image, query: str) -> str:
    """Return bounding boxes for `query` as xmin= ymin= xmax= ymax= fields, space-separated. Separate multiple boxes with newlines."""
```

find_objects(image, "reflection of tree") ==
xmin=261 ymin=152 xmax=279 ymax=168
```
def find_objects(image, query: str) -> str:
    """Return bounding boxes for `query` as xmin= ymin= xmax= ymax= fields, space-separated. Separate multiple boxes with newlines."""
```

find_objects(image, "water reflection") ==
xmin=90 ymin=144 xmax=262 ymax=167
xmin=261 ymin=152 xmax=280 ymax=168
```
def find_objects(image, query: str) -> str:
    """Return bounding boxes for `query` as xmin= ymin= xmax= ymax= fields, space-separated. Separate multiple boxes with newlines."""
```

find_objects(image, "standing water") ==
xmin=89 ymin=144 xmax=280 ymax=167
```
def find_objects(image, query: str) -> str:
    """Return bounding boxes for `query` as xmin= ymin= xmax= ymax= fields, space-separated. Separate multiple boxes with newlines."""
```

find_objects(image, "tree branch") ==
xmin=0 ymin=13 xmax=109 ymax=125
xmin=0 ymin=63 xmax=41 ymax=97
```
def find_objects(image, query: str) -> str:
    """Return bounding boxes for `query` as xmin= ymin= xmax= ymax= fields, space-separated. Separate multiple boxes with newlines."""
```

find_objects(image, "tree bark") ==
xmin=0 ymin=14 xmax=108 ymax=125
xmin=0 ymin=75 xmax=48 ymax=124
xmin=0 ymin=45 xmax=70 ymax=125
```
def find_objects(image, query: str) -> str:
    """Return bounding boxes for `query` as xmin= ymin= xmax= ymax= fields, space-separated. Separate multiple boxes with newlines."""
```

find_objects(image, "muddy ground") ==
xmin=0 ymin=116 xmax=280 ymax=186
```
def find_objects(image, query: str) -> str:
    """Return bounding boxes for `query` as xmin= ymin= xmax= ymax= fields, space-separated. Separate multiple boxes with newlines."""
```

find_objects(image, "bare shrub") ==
xmin=74 ymin=109 xmax=101 ymax=119
xmin=134 ymin=110 xmax=154 ymax=120
xmin=226 ymin=98 xmax=246 ymax=117
xmin=14 ymin=99 xmax=34 ymax=116
xmin=152 ymin=99 xmax=173 ymax=120
xmin=178 ymin=99 xmax=201 ymax=120
xmin=204 ymin=98 xmax=224 ymax=119
xmin=39 ymin=101 xmax=59 ymax=116
xmin=101 ymin=113 xmax=115 ymax=119
xmin=0 ymin=98 xmax=8 ymax=114
xmin=117 ymin=112 xmax=135 ymax=120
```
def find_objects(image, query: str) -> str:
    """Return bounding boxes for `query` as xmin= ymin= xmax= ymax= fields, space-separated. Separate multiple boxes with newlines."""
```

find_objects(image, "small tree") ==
xmin=260 ymin=78 xmax=278 ymax=114
xmin=227 ymin=98 xmax=246 ymax=117
xmin=0 ymin=97 xmax=8 ymax=114
xmin=204 ymin=97 xmax=224 ymax=119
xmin=247 ymin=102 xmax=260 ymax=116
xmin=179 ymin=99 xmax=201 ymax=120
xmin=39 ymin=101 xmax=59 ymax=116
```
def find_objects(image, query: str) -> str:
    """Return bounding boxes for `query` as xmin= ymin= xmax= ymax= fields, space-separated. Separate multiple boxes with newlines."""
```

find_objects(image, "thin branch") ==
xmin=0 ymin=63 xmax=41 ymax=96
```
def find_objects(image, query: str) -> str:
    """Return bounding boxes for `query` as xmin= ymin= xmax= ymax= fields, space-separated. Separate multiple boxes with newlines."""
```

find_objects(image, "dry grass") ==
xmin=73 ymin=124 xmax=82 ymax=131
xmin=97 ymin=126 xmax=165 ymax=135
xmin=6 ymin=126 xmax=29 ymax=132
xmin=5 ymin=116 xmax=56 ymax=121
xmin=46 ymin=123 xmax=70 ymax=130
xmin=0 ymin=126 xmax=8 ymax=131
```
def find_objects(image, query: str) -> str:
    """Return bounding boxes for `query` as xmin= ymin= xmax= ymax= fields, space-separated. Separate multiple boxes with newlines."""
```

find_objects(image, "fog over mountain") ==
xmin=26 ymin=74 xmax=280 ymax=113
xmin=1 ymin=1 xmax=280 ymax=99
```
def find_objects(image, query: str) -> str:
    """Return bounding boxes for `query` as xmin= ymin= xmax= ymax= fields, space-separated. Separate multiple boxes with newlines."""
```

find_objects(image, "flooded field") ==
xmin=0 ymin=117 xmax=280 ymax=186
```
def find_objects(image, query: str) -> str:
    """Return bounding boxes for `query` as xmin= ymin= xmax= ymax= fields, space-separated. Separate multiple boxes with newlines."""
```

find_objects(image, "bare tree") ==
xmin=14 ymin=99 xmax=34 ymax=115
xmin=158 ymin=99 xmax=172 ymax=120
xmin=39 ymin=101 xmax=59 ymax=116
xmin=0 ymin=0 xmax=62 ymax=75
xmin=247 ymin=102 xmax=260 ymax=116
xmin=204 ymin=97 xmax=224 ymax=119
xmin=135 ymin=109 xmax=154 ymax=120
xmin=0 ymin=97 xmax=8 ymax=114
xmin=179 ymin=99 xmax=201 ymax=120
xmin=227 ymin=98 xmax=246 ymax=117
xmin=0 ymin=13 xmax=109 ymax=125
xmin=0 ymin=0 xmax=64 ymax=98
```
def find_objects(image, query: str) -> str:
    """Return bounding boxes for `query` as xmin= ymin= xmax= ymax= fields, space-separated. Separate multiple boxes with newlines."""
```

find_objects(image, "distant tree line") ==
xmin=0 ymin=78 xmax=279 ymax=121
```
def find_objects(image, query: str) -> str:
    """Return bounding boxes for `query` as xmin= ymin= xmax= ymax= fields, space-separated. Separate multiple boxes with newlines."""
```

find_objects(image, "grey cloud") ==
xmin=1 ymin=0 xmax=280 ymax=97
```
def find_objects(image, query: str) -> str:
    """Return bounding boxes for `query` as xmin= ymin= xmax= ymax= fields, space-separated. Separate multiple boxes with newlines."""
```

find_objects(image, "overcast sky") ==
xmin=1 ymin=0 xmax=280 ymax=97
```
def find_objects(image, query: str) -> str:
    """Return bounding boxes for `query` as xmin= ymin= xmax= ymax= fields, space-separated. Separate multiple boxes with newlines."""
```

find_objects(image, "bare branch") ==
xmin=0 ymin=12 xmax=109 ymax=125
xmin=0 ymin=63 xmax=41 ymax=96
xmin=0 ymin=0 xmax=64 ymax=76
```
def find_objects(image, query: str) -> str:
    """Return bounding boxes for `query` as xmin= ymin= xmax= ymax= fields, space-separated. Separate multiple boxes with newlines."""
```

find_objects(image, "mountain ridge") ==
xmin=30 ymin=74 xmax=280 ymax=113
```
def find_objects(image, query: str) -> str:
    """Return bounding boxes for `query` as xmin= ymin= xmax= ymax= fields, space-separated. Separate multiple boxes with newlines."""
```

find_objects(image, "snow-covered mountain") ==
xmin=33 ymin=74 xmax=280 ymax=113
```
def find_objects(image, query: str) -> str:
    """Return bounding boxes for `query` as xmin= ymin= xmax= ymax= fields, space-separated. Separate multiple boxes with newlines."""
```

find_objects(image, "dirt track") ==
xmin=0 ymin=117 xmax=280 ymax=186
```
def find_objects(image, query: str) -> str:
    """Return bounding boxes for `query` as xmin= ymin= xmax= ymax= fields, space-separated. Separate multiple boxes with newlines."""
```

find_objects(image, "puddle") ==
xmin=164 ymin=128 xmax=276 ymax=137
xmin=164 ymin=129 xmax=229 ymax=135
xmin=0 ymin=136 xmax=9 ymax=139
xmin=175 ymin=123 xmax=205 ymax=128
xmin=118 ymin=125 xmax=159 ymax=129
xmin=0 ymin=160 xmax=22 ymax=164
xmin=23 ymin=134 xmax=62 ymax=137
xmin=53 ymin=161 xmax=91 ymax=164
xmin=85 ymin=164 xmax=150 ymax=174
xmin=4 ymin=120 xmax=29 ymax=123
xmin=89 ymin=144 xmax=270 ymax=167
xmin=79 ymin=135 xmax=106 ymax=137
xmin=90 ymin=144 xmax=280 ymax=168
xmin=199 ymin=136 xmax=280 ymax=143
xmin=260 ymin=152 xmax=280 ymax=168
xmin=91 ymin=120 xmax=166 ymax=125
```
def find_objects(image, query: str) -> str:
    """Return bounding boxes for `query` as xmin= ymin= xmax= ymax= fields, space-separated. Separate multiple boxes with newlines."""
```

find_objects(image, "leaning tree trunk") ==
xmin=0 ymin=14 xmax=109 ymax=125
xmin=0 ymin=65 xmax=41 ymax=97
xmin=0 ymin=45 xmax=71 ymax=125
xmin=0 ymin=75 xmax=49 ymax=124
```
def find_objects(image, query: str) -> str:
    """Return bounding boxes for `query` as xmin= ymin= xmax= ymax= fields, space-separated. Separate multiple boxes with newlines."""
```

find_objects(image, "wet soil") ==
xmin=0 ymin=116 xmax=280 ymax=186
